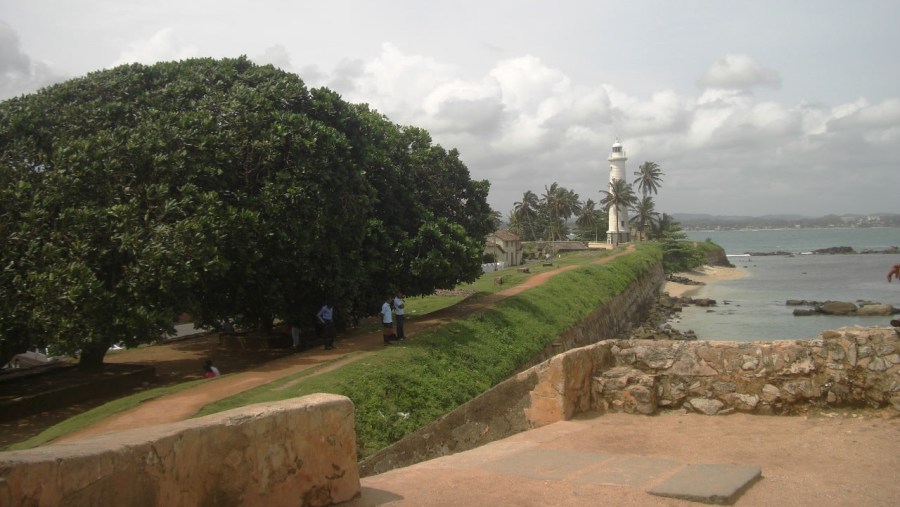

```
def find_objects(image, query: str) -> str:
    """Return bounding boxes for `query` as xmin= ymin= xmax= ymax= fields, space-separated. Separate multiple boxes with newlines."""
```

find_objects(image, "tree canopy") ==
xmin=0 ymin=57 xmax=494 ymax=369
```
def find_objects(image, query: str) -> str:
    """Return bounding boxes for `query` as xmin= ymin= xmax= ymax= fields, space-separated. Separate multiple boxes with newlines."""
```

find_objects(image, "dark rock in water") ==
xmin=785 ymin=299 xmax=822 ymax=306
xmin=746 ymin=251 xmax=793 ymax=256
xmin=860 ymin=246 xmax=899 ymax=254
xmin=788 ymin=299 xmax=895 ymax=317
xmin=693 ymin=298 xmax=717 ymax=307
xmin=856 ymin=303 xmax=895 ymax=316
xmin=812 ymin=246 xmax=855 ymax=254
xmin=817 ymin=301 xmax=858 ymax=315
xmin=665 ymin=274 xmax=704 ymax=286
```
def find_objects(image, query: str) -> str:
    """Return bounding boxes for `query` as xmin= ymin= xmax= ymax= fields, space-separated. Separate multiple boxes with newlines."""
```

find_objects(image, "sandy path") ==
xmin=55 ymin=246 xmax=634 ymax=443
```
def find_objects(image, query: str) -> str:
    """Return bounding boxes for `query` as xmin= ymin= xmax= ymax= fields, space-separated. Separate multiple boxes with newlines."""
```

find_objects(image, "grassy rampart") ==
xmin=201 ymin=243 xmax=662 ymax=456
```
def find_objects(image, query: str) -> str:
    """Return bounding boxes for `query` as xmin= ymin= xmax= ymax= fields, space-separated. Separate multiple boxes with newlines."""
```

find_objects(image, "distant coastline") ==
xmin=675 ymin=212 xmax=900 ymax=232
xmin=685 ymin=225 xmax=897 ymax=233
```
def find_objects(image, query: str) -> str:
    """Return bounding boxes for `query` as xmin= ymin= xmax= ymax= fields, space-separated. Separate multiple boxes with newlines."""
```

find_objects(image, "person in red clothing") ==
xmin=203 ymin=360 xmax=220 ymax=378
xmin=888 ymin=264 xmax=900 ymax=283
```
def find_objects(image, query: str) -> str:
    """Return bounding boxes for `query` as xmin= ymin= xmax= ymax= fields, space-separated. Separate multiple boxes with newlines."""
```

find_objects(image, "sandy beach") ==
xmin=665 ymin=264 xmax=747 ymax=297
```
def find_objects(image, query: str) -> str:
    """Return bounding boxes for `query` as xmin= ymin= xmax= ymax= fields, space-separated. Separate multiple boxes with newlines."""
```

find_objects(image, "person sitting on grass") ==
xmin=203 ymin=360 xmax=220 ymax=378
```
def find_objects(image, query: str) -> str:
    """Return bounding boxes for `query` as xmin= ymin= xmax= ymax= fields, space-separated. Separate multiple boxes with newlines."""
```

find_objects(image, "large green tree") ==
xmin=0 ymin=57 xmax=493 ymax=369
xmin=652 ymin=213 xmax=704 ymax=272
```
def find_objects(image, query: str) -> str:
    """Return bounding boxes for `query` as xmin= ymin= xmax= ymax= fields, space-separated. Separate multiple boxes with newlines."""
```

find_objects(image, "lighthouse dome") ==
xmin=608 ymin=138 xmax=626 ymax=160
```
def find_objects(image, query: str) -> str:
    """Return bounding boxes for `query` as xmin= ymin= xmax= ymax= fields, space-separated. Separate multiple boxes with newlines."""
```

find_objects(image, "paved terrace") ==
xmin=347 ymin=410 xmax=898 ymax=507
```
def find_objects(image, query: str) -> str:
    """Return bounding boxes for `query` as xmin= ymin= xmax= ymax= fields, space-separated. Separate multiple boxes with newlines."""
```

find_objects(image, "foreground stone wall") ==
xmin=0 ymin=394 xmax=360 ymax=507
xmin=361 ymin=325 xmax=899 ymax=477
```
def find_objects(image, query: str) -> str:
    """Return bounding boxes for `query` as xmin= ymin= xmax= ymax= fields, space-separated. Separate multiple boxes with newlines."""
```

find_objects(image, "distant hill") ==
xmin=672 ymin=213 xmax=900 ymax=230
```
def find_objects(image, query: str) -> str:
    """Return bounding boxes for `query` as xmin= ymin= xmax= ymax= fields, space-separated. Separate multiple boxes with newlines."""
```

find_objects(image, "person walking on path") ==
xmin=393 ymin=291 xmax=406 ymax=340
xmin=381 ymin=294 xmax=397 ymax=345
xmin=317 ymin=302 xmax=336 ymax=350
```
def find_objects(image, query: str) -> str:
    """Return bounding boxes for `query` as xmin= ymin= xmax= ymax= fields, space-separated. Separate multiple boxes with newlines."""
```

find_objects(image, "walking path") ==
xmin=55 ymin=246 xmax=634 ymax=444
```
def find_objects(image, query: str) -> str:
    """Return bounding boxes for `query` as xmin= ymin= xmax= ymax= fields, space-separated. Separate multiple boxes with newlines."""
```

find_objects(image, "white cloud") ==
xmin=2 ymin=5 xmax=897 ymax=217
xmin=305 ymin=45 xmax=898 ymax=215
xmin=253 ymin=44 xmax=293 ymax=71
xmin=699 ymin=54 xmax=781 ymax=91
xmin=112 ymin=28 xmax=199 ymax=67
xmin=0 ymin=20 xmax=63 ymax=100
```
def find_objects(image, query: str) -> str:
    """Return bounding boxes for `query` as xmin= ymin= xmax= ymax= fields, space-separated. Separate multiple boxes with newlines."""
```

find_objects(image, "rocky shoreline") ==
xmin=629 ymin=290 xmax=724 ymax=341
xmin=631 ymin=268 xmax=900 ymax=342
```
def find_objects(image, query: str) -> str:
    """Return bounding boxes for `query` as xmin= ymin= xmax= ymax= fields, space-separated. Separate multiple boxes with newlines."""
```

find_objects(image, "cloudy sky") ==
xmin=2 ymin=1 xmax=898 ymax=217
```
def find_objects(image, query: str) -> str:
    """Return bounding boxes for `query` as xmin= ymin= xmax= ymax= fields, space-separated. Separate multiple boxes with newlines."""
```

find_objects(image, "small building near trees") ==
xmin=484 ymin=230 xmax=523 ymax=267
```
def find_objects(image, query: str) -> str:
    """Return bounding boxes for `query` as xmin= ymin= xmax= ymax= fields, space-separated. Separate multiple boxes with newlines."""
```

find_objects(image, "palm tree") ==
xmin=630 ymin=196 xmax=660 ymax=241
xmin=600 ymin=178 xmax=637 ymax=245
xmin=633 ymin=161 xmax=664 ymax=197
xmin=490 ymin=209 xmax=503 ymax=231
xmin=513 ymin=190 xmax=540 ymax=240
xmin=540 ymin=183 xmax=560 ymax=241
xmin=541 ymin=183 xmax=581 ymax=241
xmin=575 ymin=198 xmax=605 ymax=241
xmin=653 ymin=212 xmax=684 ymax=240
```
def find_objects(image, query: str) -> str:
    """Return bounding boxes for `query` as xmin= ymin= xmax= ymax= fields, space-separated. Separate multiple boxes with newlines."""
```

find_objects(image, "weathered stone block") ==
xmin=761 ymin=384 xmax=780 ymax=403
xmin=686 ymin=398 xmax=724 ymax=415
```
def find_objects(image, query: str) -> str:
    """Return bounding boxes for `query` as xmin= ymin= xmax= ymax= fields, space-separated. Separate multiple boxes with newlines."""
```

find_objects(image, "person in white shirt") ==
xmin=393 ymin=291 xmax=406 ymax=340
xmin=204 ymin=360 xmax=220 ymax=378
xmin=381 ymin=294 xmax=396 ymax=345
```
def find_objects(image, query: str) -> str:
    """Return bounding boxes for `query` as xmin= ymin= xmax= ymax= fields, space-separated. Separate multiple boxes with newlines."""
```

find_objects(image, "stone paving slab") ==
xmin=481 ymin=448 xmax=612 ymax=480
xmin=647 ymin=463 xmax=762 ymax=505
xmin=572 ymin=455 xmax=681 ymax=487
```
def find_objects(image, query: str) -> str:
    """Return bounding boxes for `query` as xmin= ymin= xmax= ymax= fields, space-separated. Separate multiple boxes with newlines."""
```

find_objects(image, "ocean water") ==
xmin=671 ymin=228 xmax=900 ymax=341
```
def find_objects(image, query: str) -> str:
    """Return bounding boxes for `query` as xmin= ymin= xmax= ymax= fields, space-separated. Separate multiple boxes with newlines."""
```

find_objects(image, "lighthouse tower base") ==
xmin=606 ymin=231 xmax=631 ymax=245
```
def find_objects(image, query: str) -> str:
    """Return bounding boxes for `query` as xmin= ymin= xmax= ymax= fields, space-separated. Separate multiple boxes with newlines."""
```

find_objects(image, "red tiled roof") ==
xmin=492 ymin=230 xmax=520 ymax=241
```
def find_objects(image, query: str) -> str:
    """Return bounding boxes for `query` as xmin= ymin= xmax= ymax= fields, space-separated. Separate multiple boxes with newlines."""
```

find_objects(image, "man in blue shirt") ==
xmin=317 ymin=302 xmax=335 ymax=350
xmin=381 ymin=294 xmax=396 ymax=345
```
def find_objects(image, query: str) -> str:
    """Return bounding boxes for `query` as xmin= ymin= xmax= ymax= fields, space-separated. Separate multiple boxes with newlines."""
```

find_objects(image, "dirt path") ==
xmin=54 ymin=246 xmax=634 ymax=444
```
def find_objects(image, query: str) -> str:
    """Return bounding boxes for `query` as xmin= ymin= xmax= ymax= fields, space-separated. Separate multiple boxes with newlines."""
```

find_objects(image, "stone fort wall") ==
xmin=363 ymin=326 xmax=898 ymax=476
xmin=0 ymin=394 xmax=360 ymax=507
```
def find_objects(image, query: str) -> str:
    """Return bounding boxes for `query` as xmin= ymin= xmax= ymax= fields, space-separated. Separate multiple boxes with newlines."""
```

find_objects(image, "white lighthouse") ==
xmin=606 ymin=139 xmax=631 ymax=244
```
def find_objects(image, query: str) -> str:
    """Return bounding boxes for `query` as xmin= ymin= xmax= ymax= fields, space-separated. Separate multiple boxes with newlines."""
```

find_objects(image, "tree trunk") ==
xmin=78 ymin=342 xmax=109 ymax=372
